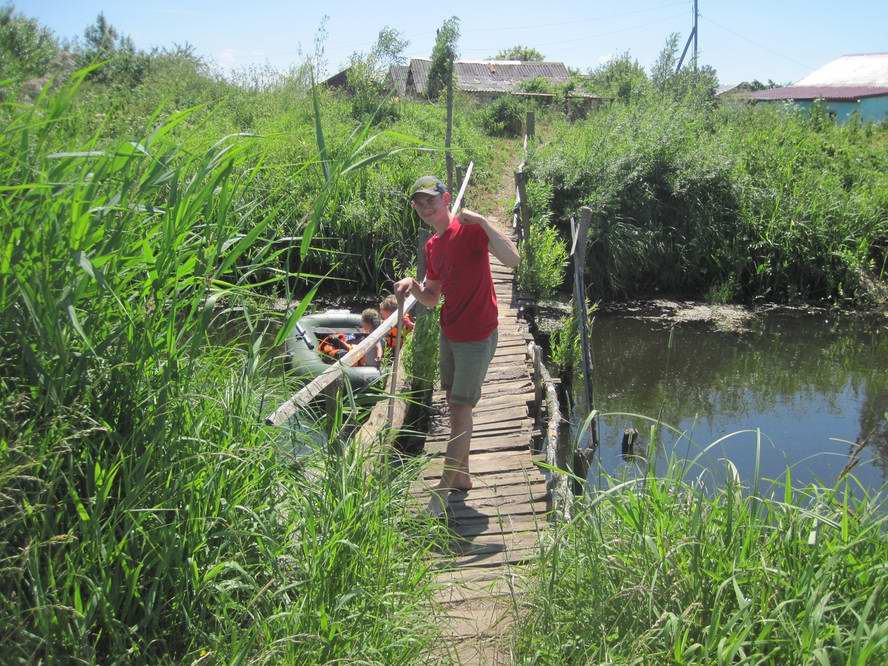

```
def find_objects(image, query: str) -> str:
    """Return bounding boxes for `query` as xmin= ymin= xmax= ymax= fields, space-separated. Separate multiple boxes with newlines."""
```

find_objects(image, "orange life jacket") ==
xmin=384 ymin=314 xmax=415 ymax=349
xmin=318 ymin=333 xmax=366 ymax=366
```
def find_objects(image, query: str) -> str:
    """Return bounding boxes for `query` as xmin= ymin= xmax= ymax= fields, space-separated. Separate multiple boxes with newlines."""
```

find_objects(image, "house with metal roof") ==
xmin=403 ymin=58 xmax=573 ymax=100
xmin=745 ymin=53 xmax=888 ymax=123
xmin=386 ymin=64 xmax=409 ymax=97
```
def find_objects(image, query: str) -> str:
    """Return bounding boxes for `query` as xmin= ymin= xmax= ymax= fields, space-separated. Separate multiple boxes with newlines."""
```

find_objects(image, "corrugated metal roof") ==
xmin=746 ymin=86 xmax=888 ymax=101
xmin=406 ymin=58 xmax=432 ymax=95
xmin=796 ymin=53 xmax=888 ymax=87
xmin=403 ymin=58 xmax=571 ymax=96
xmin=456 ymin=61 xmax=571 ymax=92
xmin=387 ymin=64 xmax=408 ymax=96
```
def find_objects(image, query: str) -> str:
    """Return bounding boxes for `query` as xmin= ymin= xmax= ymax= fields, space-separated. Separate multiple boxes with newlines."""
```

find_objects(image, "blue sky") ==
xmin=15 ymin=1 xmax=888 ymax=84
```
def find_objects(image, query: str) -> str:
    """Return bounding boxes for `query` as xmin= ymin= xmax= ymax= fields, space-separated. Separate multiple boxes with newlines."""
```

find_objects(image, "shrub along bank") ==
xmin=529 ymin=98 xmax=888 ymax=306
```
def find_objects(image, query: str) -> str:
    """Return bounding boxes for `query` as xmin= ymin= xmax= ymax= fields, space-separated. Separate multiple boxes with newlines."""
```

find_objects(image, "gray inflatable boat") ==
xmin=285 ymin=310 xmax=383 ymax=394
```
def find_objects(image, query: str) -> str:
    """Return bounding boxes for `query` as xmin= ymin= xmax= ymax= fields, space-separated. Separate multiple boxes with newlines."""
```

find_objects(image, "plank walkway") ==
xmin=415 ymin=226 xmax=548 ymax=665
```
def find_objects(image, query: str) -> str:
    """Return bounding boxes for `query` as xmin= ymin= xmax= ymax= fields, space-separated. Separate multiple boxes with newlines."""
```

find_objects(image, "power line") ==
xmin=701 ymin=14 xmax=815 ymax=72
xmin=459 ymin=1 xmax=690 ymax=34
xmin=460 ymin=12 xmax=689 ymax=53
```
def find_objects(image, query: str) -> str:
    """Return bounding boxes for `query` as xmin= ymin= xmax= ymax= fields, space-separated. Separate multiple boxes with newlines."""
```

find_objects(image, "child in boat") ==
xmin=358 ymin=308 xmax=382 ymax=368
xmin=379 ymin=294 xmax=415 ymax=350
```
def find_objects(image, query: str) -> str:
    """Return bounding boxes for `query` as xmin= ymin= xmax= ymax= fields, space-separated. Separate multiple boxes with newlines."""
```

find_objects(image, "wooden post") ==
xmin=571 ymin=208 xmax=597 ymax=449
xmin=620 ymin=428 xmax=639 ymax=459
xmin=386 ymin=293 xmax=406 ymax=429
xmin=512 ymin=174 xmax=521 ymax=238
xmin=571 ymin=447 xmax=594 ymax=496
xmin=445 ymin=60 xmax=454 ymax=191
xmin=515 ymin=168 xmax=532 ymax=266
xmin=526 ymin=111 xmax=535 ymax=140
xmin=415 ymin=227 xmax=430 ymax=319
xmin=323 ymin=379 xmax=340 ymax=443
xmin=531 ymin=344 xmax=543 ymax=429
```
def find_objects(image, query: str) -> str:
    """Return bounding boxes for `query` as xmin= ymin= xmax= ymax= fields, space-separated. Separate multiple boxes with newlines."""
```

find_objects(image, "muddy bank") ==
xmin=525 ymin=295 xmax=888 ymax=337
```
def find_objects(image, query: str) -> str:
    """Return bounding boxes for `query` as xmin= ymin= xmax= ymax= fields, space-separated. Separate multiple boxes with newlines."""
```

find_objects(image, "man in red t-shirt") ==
xmin=395 ymin=175 xmax=519 ymax=516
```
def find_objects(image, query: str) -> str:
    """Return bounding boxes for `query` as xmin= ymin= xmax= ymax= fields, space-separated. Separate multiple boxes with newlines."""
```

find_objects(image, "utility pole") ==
xmin=693 ymin=0 xmax=699 ymax=70
xmin=675 ymin=0 xmax=699 ymax=73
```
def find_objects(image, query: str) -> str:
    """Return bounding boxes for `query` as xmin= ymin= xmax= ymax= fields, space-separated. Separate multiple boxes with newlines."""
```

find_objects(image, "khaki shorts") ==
xmin=440 ymin=329 xmax=498 ymax=406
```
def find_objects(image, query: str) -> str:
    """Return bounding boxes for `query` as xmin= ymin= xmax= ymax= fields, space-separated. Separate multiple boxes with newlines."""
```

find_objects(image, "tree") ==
xmin=650 ymin=33 xmax=718 ymax=102
xmin=79 ymin=13 xmax=148 ymax=86
xmin=427 ymin=16 xmax=459 ymax=100
xmin=736 ymin=79 xmax=780 ymax=92
xmin=586 ymin=52 xmax=649 ymax=101
xmin=346 ymin=26 xmax=409 ymax=121
xmin=0 ymin=5 xmax=59 ymax=81
xmin=83 ymin=12 xmax=119 ymax=55
xmin=493 ymin=45 xmax=544 ymax=62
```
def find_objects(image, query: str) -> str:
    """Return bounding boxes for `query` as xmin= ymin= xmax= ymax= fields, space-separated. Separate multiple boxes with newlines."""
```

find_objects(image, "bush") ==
xmin=0 ymin=5 xmax=58 ymax=83
xmin=480 ymin=94 xmax=525 ymax=137
xmin=517 ymin=179 xmax=568 ymax=298
xmin=529 ymin=96 xmax=888 ymax=304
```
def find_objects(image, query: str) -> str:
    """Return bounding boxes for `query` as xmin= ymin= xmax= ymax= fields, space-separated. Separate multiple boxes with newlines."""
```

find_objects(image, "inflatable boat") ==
xmin=285 ymin=310 xmax=383 ymax=395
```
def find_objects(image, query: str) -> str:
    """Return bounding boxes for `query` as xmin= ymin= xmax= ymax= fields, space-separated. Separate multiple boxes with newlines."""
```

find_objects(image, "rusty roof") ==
xmin=745 ymin=86 xmax=888 ymax=101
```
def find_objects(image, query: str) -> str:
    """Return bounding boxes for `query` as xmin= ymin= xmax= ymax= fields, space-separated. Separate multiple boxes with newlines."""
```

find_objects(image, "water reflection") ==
xmin=578 ymin=313 xmax=888 ymax=490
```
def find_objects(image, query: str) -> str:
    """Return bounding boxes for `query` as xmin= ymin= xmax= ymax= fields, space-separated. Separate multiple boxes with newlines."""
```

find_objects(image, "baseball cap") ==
xmin=409 ymin=175 xmax=446 ymax=199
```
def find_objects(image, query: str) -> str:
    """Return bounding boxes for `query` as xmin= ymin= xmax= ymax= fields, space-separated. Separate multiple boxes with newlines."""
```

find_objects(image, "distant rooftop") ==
xmin=406 ymin=58 xmax=572 ymax=95
xmin=795 ymin=53 xmax=888 ymax=87
xmin=743 ymin=53 xmax=888 ymax=103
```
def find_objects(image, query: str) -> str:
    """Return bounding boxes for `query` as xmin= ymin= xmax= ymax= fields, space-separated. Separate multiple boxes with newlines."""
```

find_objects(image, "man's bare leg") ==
xmin=427 ymin=396 xmax=474 ymax=516
xmin=440 ymin=401 xmax=473 ymax=491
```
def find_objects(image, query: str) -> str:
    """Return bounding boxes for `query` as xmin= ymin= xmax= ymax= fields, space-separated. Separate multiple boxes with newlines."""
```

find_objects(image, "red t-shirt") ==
xmin=425 ymin=219 xmax=498 ymax=342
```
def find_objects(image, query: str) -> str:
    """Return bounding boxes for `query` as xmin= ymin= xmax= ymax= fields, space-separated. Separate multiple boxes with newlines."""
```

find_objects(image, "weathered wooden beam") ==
xmin=527 ymin=343 xmax=571 ymax=519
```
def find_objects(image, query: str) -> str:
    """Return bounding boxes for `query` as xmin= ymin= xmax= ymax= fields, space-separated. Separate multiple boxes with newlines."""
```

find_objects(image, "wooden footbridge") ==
xmin=266 ymin=159 xmax=570 ymax=665
xmin=416 ymin=238 xmax=560 ymax=665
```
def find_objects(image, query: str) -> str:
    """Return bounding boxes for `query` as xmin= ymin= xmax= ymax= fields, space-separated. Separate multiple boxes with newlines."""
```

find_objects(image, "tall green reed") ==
xmin=529 ymin=97 xmax=888 ymax=304
xmin=513 ymin=416 xmax=888 ymax=664
xmin=1 ymin=68 xmax=442 ymax=664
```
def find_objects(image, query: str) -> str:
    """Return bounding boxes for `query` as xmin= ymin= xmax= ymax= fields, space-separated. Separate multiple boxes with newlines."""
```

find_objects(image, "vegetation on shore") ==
xmin=527 ymin=44 xmax=888 ymax=306
xmin=514 ymin=425 xmax=888 ymax=664
xmin=4 ymin=6 xmax=887 ymax=664
xmin=0 ymin=58 xmax=457 ymax=660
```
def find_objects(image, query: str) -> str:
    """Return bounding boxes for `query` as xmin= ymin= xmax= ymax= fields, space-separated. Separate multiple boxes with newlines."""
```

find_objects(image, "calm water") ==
xmin=570 ymin=312 xmax=888 ymax=491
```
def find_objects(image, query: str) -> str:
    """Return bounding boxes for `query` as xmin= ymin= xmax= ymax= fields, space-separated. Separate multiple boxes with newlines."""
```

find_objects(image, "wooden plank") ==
xmin=437 ymin=545 xmax=539 ymax=570
xmin=423 ymin=451 xmax=542 ymax=479
xmin=426 ymin=417 xmax=532 ymax=439
xmin=429 ymin=404 xmax=527 ymax=426
xmin=471 ymin=392 xmax=535 ymax=412
xmin=426 ymin=419 xmax=529 ymax=437
xmin=411 ymin=478 xmax=546 ymax=501
xmin=425 ymin=438 xmax=530 ymax=457
xmin=451 ymin=517 xmax=546 ymax=539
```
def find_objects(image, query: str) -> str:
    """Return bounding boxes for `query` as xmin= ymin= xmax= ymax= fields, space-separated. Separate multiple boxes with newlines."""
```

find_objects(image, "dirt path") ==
xmin=468 ymin=137 xmax=525 ymax=224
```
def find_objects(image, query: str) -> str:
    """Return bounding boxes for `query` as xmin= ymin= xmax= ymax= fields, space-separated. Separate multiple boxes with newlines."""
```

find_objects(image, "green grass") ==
xmin=1 ymin=68 xmax=448 ymax=664
xmin=513 ymin=420 xmax=888 ymax=664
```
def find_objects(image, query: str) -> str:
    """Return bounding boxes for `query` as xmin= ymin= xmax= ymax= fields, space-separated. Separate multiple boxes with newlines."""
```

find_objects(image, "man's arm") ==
xmin=459 ymin=209 xmax=520 ymax=268
xmin=395 ymin=277 xmax=442 ymax=308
